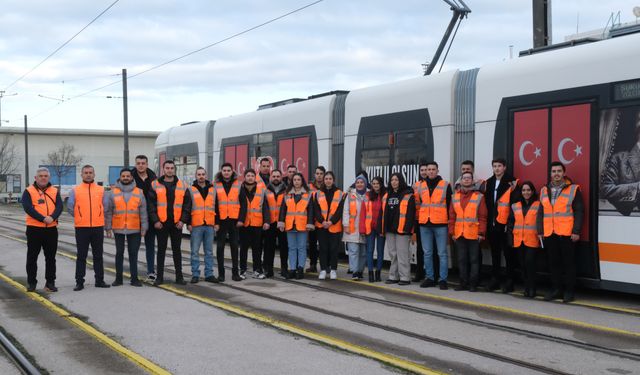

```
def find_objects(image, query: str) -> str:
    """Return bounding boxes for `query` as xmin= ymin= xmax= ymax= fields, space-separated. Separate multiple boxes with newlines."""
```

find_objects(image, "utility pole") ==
xmin=24 ymin=115 xmax=29 ymax=186
xmin=122 ymin=68 xmax=130 ymax=168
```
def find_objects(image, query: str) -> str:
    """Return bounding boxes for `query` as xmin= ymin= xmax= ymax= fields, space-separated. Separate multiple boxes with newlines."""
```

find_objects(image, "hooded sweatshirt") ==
xmin=105 ymin=180 xmax=149 ymax=234
xmin=342 ymin=187 xmax=368 ymax=244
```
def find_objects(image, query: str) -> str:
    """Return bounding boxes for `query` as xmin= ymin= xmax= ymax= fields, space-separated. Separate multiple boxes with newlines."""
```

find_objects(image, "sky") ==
xmin=0 ymin=0 xmax=639 ymax=132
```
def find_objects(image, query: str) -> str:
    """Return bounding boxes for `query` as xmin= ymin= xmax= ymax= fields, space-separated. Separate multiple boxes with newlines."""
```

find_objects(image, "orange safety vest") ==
xmin=152 ymin=179 xmax=186 ymax=224
xmin=244 ymin=185 xmax=265 ymax=227
xmin=25 ymin=185 xmax=58 ymax=228
xmin=540 ymin=184 xmax=578 ymax=237
xmin=111 ymin=187 xmax=143 ymax=230
xmin=266 ymin=189 xmax=284 ymax=224
xmin=73 ymin=182 xmax=105 ymax=228
xmin=496 ymin=179 xmax=519 ymax=225
xmin=346 ymin=192 xmax=369 ymax=234
xmin=381 ymin=192 xmax=413 ymax=234
xmin=315 ymin=189 xmax=343 ymax=233
xmin=452 ymin=191 xmax=482 ymax=240
xmin=190 ymin=185 xmax=215 ymax=226
xmin=417 ymin=179 xmax=448 ymax=224
xmin=285 ymin=192 xmax=311 ymax=231
xmin=512 ymin=201 xmax=540 ymax=248
xmin=215 ymin=180 xmax=241 ymax=220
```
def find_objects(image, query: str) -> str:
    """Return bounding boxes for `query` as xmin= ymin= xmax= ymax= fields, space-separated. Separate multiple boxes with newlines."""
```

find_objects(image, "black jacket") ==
xmin=383 ymin=188 xmax=416 ymax=234
xmin=241 ymin=183 xmax=270 ymax=225
xmin=278 ymin=188 xmax=314 ymax=225
xmin=313 ymin=185 xmax=346 ymax=225
xmin=484 ymin=174 xmax=520 ymax=228
xmin=147 ymin=176 xmax=192 ymax=225
xmin=213 ymin=171 xmax=247 ymax=222
xmin=22 ymin=183 xmax=64 ymax=224
xmin=131 ymin=168 xmax=157 ymax=198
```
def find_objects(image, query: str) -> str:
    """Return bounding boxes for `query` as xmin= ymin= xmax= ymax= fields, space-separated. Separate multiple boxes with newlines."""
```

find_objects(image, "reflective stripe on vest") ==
xmin=153 ymin=179 xmax=186 ymax=224
xmin=512 ymin=201 xmax=540 ymax=248
xmin=190 ymin=185 xmax=215 ymax=226
xmin=244 ymin=185 xmax=265 ymax=227
xmin=73 ymin=182 xmax=104 ymax=227
xmin=453 ymin=191 xmax=481 ymax=240
xmin=285 ymin=192 xmax=311 ymax=231
xmin=315 ymin=189 xmax=343 ymax=233
xmin=540 ymin=184 xmax=578 ymax=237
xmin=347 ymin=192 xmax=369 ymax=234
xmin=397 ymin=194 xmax=412 ymax=234
xmin=215 ymin=180 xmax=241 ymax=220
xmin=496 ymin=179 xmax=518 ymax=225
xmin=25 ymin=185 xmax=58 ymax=228
xmin=111 ymin=187 xmax=142 ymax=230
xmin=417 ymin=179 xmax=448 ymax=224
xmin=266 ymin=190 xmax=283 ymax=224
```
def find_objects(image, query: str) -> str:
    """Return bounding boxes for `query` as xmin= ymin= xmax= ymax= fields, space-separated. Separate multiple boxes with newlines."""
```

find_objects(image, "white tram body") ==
xmin=155 ymin=32 xmax=640 ymax=293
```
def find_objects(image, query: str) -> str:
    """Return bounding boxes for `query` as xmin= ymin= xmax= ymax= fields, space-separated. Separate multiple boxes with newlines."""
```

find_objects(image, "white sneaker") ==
xmin=329 ymin=270 xmax=337 ymax=280
xmin=147 ymin=273 xmax=156 ymax=281
xmin=255 ymin=272 xmax=266 ymax=280
xmin=240 ymin=271 xmax=246 ymax=280
xmin=318 ymin=270 xmax=327 ymax=280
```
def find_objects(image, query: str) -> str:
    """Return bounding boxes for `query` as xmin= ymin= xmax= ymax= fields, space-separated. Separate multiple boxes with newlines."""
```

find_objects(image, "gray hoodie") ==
xmin=104 ymin=181 xmax=149 ymax=234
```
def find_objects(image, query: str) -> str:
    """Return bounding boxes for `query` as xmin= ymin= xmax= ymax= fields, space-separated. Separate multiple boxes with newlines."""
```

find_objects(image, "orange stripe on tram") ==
xmin=599 ymin=243 xmax=640 ymax=265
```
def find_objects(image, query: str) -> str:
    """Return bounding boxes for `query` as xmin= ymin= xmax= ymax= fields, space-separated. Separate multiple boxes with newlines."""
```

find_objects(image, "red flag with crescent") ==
xmin=551 ymin=104 xmax=591 ymax=239
xmin=513 ymin=108 xmax=549 ymax=192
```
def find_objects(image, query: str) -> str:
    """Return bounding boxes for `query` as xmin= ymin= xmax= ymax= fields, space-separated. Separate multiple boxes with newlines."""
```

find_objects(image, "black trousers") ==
xmin=114 ymin=233 xmax=141 ymax=282
xmin=318 ymin=229 xmax=341 ymax=271
xmin=414 ymin=226 xmax=424 ymax=279
xmin=143 ymin=224 xmax=156 ymax=275
xmin=216 ymin=219 xmax=239 ymax=277
xmin=544 ymin=234 xmax=576 ymax=293
xmin=156 ymin=223 xmax=183 ymax=281
xmin=26 ymin=226 xmax=58 ymax=285
xmin=263 ymin=224 xmax=288 ymax=272
xmin=488 ymin=225 xmax=517 ymax=281
xmin=456 ymin=238 xmax=480 ymax=287
xmin=517 ymin=245 xmax=537 ymax=292
xmin=75 ymin=227 xmax=105 ymax=284
xmin=240 ymin=226 xmax=263 ymax=273
xmin=308 ymin=230 xmax=319 ymax=268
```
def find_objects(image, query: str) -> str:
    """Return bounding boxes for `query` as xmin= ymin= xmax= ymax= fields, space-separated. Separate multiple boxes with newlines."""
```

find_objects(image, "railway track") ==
xmin=0 ymin=327 xmax=41 ymax=375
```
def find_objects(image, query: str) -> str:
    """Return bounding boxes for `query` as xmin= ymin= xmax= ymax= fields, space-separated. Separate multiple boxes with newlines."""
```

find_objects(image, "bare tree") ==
xmin=42 ymin=142 xmax=83 ymax=187
xmin=0 ymin=135 xmax=19 ymax=175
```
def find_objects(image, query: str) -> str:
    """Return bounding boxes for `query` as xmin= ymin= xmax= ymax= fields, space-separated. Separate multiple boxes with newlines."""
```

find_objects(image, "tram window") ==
xmin=258 ymin=133 xmax=273 ymax=144
xmin=362 ymin=133 xmax=389 ymax=149
xmin=173 ymin=154 xmax=198 ymax=182
xmin=256 ymin=143 xmax=275 ymax=158
xmin=395 ymin=130 xmax=425 ymax=146
xmin=361 ymin=149 xmax=390 ymax=168
xmin=395 ymin=130 xmax=428 ymax=165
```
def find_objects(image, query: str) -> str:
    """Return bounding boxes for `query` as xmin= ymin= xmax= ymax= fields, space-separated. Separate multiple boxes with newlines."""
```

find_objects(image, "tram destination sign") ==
xmin=613 ymin=80 xmax=640 ymax=102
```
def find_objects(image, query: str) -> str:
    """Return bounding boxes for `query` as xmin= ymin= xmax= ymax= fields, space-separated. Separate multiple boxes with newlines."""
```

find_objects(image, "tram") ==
xmin=156 ymin=32 xmax=640 ymax=293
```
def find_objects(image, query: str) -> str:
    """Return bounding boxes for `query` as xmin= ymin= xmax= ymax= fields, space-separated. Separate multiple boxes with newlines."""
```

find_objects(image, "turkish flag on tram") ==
xmin=551 ymin=104 xmax=591 ymax=240
xmin=513 ymin=109 xmax=549 ymax=192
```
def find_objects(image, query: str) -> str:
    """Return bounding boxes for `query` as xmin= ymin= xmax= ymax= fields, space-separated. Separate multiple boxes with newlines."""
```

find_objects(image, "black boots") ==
xmin=296 ymin=267 xmax=304 ymax=279
xmin=368 ymin=271 xmax=375 ymax=283
xmin=287 ymin=269 xmax=297 ymax=279
xmin=374 ymin=270 xmax=381 ymax=282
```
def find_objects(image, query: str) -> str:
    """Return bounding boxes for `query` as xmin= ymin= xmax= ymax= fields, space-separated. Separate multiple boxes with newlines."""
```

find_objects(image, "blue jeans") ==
xmin=419 ymin=225 xmax=449 ymax=282
xmin=366 ymin=230 xmax=385 ymax=271
xmin=347 ymin=242 xmax=367 ymax=273
xmin=190 ymin=225 xmax=215 ymax=278
xmin=287 ymin=231 xmax=307 ymax=270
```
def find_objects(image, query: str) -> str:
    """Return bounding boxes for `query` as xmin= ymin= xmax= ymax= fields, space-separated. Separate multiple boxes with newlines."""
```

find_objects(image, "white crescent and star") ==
xmin=518 ymin=141 xmax=542 ymax=166
xmin=557 ymin=137 xmax=583 ymax=164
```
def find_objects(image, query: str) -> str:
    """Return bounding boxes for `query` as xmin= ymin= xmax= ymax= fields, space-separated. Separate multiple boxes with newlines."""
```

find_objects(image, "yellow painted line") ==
xmin=0 ymin=232 xmax=444 ymax=374
xmin=0 ymin=270 xmax=170 ymax=375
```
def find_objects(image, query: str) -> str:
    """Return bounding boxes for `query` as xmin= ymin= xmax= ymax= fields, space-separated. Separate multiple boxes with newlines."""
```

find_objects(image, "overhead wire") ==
xmin=3 ymin=0 xmax=121 ymax=91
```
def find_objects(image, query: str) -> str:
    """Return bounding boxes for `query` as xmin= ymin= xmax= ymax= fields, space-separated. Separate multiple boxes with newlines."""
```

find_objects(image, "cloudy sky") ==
xmin=1 ymin=0 xmax=638 ymax=132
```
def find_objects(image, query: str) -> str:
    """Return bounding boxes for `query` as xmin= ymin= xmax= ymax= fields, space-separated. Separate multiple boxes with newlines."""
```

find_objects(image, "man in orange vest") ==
xmin=239 ymin=169 xmax=270 ymax=279
xmin=67 ymin=165 xmax=111 ymax=291
xmin=214 ymin=163 xmax=247 ymax=282
xmin=22 ymin=167 xmax=63 ymax=292
xmin=187 ymin=167 xmax=217 ymax=284
xmin=131 ymin=154 xmax=158 ymax=281
xmin=264 ymin=169 xmax=287 ymax=277
xmin=257 ymin=157 xmax=271 ymax=189
xmin=148 ymin=160 xmax=191 ymax=286
xmin=449 ymin=171 xmax=488 ymax=292
xmin=411 ymin=164 xmax=428 ymax=282
xmin=416 ymin=161 xmax=452 ymax=290
xmin=104 ymin=169 xmax=147 ymax=287
xmin=484 ymin=157 xmax=520 ymax=293
xmin=537 ymin=161 xmax=584 ymax=303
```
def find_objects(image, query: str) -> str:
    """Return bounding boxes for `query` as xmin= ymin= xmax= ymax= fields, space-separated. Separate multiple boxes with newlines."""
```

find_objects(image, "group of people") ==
xmin=22 ymin=154 xmax=583 ymax=303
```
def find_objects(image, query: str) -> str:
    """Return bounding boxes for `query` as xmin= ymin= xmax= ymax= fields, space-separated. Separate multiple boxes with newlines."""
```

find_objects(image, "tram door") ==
xmin=278 ymin=136 xmax=309 ymax=181
xmin=512 ymin=103 xmax=595 ymax=276
xmin=224 ymin=144 xmax=249 ymax=178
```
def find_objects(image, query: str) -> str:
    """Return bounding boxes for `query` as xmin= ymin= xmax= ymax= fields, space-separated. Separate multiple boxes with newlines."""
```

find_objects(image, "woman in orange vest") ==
xmin=506 ymin=181 xmax=540 ymax=298
xmin=104 ymin=169 xmax=147 ymax=287
xmin=382 ymin=173 xmax=416 ymax=285
xmin=277 ymin=173 xmax=314 ymax=279
xmin=239 ymin=169 xmax=271 ymax=280
xmin=448 ymin=171 xmax=488 ymax=292
xmin=314 ymin=171 xmax=345 ymax=280
xmin=365 ymin=177 xmax=386 ymax=283
xmin=342 ymin=174 xmax=369 ymax=281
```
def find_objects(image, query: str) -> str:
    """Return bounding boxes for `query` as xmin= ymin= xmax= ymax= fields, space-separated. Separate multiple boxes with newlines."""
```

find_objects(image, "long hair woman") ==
xmin=314 ymin=171 xmax=345 ymax=280
xmin=366 ymin=176 xmax=386 ymax=282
